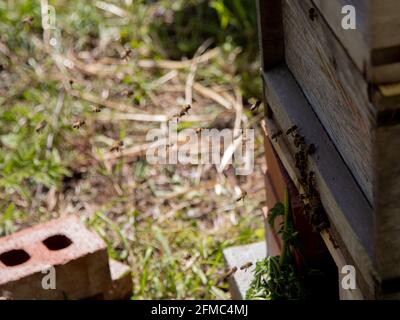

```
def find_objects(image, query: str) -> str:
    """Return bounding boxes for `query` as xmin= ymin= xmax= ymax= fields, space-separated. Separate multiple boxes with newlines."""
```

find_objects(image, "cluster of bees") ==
xmin=35 ymin=104 xmax=123 ymax=152
xmin=34 ymin=47 xmax=137 ymax=152
xmin=286 ymin=125 xmax=329 ymax=232
xmin=222 ymin=262 xmax=254 ymax=282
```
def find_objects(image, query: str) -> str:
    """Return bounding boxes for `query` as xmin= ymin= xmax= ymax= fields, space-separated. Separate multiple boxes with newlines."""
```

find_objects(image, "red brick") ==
xmin=103 ymin=259 xmax=132 ymax=300
xmin=0 ymin=215 xmax=111 ymax=300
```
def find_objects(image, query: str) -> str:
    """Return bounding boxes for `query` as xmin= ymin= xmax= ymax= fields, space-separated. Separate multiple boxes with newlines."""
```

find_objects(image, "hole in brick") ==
xmin=42 ymin=234 xmax=72 ymax=251
xmin=0 ymin=249 xmax=31 ymax=266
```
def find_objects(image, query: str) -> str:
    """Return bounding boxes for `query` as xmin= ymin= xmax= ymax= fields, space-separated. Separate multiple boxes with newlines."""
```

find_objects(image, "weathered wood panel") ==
xmin=311 ymin=0 xmax=400 ymax=83
xmin=283 ymin=0 xmax=375 ymax=203
xmin=370 ymin=0 xmax=400 ymax=50
xmin=262 ymin=65 xmax=376 ymax=294
xmin=311 ymin=0 xmax=369 ymax=76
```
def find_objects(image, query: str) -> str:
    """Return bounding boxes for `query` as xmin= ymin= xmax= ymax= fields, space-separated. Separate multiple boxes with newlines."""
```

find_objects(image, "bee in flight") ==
xmin=236 ymin=190 xmax=248 ymax=202
xmin=91 ymin=105 xmax=102 ymax=113
xmin=240 ymin=262 xmax=253 ymax=272
xmin=172 ymin=104 xmax=191 ymax=121
xmin=121 ymin=48 xmax=132 ymax=61
xmin=35 ymin=120 xmax=47 ymax=133
xmin=22 ymin=16 xmax=33 ymax=25
xmin=223 ymin=266 xmax=238 ymax=281
xmin=121 ymin=89 xmax=134 ymax=97
xmin=110 ymin=140 xmax=124 ymax=152
xmin=250 ymin=100 xmax=262 ymax=113
xmin=72 ymin=119 xmax=86 ymax=129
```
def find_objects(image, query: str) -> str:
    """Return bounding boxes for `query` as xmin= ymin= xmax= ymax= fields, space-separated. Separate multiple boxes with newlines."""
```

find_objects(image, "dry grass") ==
xmin=0 ymin=0 xmax=265 ymax=299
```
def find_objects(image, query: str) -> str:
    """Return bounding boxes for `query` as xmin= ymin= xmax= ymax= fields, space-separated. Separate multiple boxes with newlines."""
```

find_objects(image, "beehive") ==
xmin=257 ymin=0 xmax=400 ymax=299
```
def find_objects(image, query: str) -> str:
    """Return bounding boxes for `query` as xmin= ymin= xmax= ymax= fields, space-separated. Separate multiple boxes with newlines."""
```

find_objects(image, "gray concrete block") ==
xmin=223 ymin=242 xmax=267 ymax=300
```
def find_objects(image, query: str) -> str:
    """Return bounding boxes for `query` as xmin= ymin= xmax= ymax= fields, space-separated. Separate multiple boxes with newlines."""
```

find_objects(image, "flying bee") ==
xmin=271 ymin=130 xmax=282 ymax=142
xmin=72 ymin=119 xmax=86 ymax=129
xmin=91 ymin=105 xmax=102 ymax=113
xmin=293 ymin=133 xmax=305 ymax=148
xmin=195 ymin=128 xmax=203 ymax=134
xmin=286 ymin=125 xmax=298 ymax=136
xmin=172 ymin=104 xmax=191 ymax=121
xmin=121 ymin=89 xmax=134 ymax=97
xmin=183 ymin=253 xmax=192 ymax=260
xmin=110 ymin=140 xmax=124 ymax=152
xmin=121 ymin=48 xmax=132 ymax=61
xmin=250 ymin=100 xmax=262 ymax=113
xmin=22 ymin=16 xmax=33 ymax=25
xmin=35 ymin=120 xmax=47 ymax=133
xmin=223 ymin=266 xmax=238 ymax=280
xmin=240 ymin=262 xmax=253 ymax=271
xmin=236 ymin=190 xmax=248 ymax=202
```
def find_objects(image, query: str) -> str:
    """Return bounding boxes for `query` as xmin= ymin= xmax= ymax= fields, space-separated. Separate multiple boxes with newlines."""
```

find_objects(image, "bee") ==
xmin=172 ymin=104 xmax=191 ymax=121
xmin=236 ymin=190 xmax=248 ymax=202
xmin=295 ymin=152 xmax=306 ymax=170
xmin=308 ymin=171 xmax=316 ymax=186
xmin=286 ymin=125 xmax=298 ymax=136
xmin=72 ymin=119 xmax=86 ymax=129
xmin=195 ymin=128 xmax=203 ymax=134
xmin=121 ymin=48 xmax=132 ymax=61
xmin=91 ymin=105 xmax=102 ymax=113
xmin=183 ymin=253 xmax=192 ymax=260
xmin=328 ymin=233 xmax=340 ymax=249
xmin=121 ymin=89 xmax=134 ymax=97
xmin=35 ymin=120 xmax=47 ymax=133
xmin=223 ymin=266 xmax=238 ymax=280
xmin=110 ymin=140 xmax=124 ymax=152
xmin=271 ymin=130 xmax=282 ymax=142
xmin=240 ymin=262 xmax=253 ymax=271
xmin=250 ymin=100 xmax=262 ymax=112
xmin=307 ymin=143 xmax=316 ymax=155
xmin=309 ymin=8 xmax=318 ymax=21
xmin=69 ymin=79 xmax=74 ymax=86
xmin=293 ymin=133 xmax=305 ymax=148
xmin=22 ymin=16 xmax=33 ymax=25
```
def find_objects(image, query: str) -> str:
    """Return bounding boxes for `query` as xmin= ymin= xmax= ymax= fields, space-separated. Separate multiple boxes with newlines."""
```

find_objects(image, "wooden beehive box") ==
xmin=257 ymin=0 xmax=400 ymax=299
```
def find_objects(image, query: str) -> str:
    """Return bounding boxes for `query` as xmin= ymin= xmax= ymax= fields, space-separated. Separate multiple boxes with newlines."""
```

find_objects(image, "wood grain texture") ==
xmin=311 ymin=0 xmax=400 ymax=83
xmin=256 ymin=0 xmax=284 ymax=70
xmin=283 ymin=0 xmax=375 ymax=203
xmin=262 ymin=65 xmax=377 ymax=293
xmin=311 ymin=0 xmax=369 ymax=76
xmin=371 ymin=0 xmax=400 ymax=50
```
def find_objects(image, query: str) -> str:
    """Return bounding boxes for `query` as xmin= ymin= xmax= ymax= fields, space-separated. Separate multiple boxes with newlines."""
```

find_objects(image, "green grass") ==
xmin=0 ymin=0 xmax=264 ymax=299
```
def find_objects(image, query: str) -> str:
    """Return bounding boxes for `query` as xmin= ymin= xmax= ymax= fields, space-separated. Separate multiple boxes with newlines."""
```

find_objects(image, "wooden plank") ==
xmin=311 ymin=0 xmax=400 ymax=83
xmin=283 ymin=0 xmax=375 ymax=203
xmin=262 ymin=64 xmax=377 ymax=295
xmin=256 ymin=0 xmax=284 ymax=70
xmin=371 ymin=0 xmax=400 ymax=50
xmin=311 ymin=0 xmax=369 ymax=77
